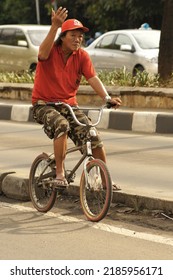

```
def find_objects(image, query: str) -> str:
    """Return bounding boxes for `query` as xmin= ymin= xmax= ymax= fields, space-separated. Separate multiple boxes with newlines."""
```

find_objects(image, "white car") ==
xmin=0 ymin=24 xmax=59 ymax=72
xmin=85 ymin=29 xmax=160 ymax=75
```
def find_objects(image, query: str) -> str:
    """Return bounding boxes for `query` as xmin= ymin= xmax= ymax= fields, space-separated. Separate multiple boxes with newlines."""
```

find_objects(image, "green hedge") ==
xmin=0 ymin=68 xmax=167 ymax=88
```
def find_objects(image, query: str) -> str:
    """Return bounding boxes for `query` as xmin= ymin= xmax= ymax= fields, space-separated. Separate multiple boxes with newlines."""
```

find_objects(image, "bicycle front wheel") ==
xmin=80 ymin=159 xmax=112 ymax=222
xmin=29 ymin=153 xmax=57 ymax=212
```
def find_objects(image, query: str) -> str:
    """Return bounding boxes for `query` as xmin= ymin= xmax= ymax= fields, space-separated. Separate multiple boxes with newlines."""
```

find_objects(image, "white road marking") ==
xmin=1 ymin=202 xmax=173 ymax=246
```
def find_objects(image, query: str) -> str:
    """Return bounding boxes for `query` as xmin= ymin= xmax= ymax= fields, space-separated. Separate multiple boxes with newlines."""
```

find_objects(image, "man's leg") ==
xmin=53 ymin=133 xmax=68 ymax=180
xmin=92 ymin=146 xmax=106 ymax=163
xmin=92 ymin=146 xmax=121 ymax=190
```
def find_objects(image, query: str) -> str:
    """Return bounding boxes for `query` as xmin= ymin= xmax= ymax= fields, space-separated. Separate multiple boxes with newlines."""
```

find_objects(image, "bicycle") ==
xmin=29 ymin=101 xmax=113 ymax=222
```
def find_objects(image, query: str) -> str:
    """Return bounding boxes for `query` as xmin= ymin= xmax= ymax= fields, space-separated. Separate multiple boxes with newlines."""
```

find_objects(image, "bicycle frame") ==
xmin=44 ymin=130 xmax=95 ymax=185
xmin=45 ymin=102 xmax=107 ymax=184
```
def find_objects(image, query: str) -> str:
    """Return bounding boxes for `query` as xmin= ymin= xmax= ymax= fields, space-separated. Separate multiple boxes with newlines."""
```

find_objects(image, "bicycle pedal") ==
xmin=65 ymin=170 xmax=76 ymax=182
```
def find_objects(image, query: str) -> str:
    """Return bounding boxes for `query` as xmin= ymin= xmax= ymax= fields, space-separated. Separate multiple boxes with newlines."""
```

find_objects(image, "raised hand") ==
xmin=51 ymin=7 xmax=68 ymax=28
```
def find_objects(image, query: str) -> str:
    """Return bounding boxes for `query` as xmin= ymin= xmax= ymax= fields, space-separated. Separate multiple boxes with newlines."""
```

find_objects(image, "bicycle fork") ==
xmin=84 ymin=139 xmax=103 ymax=190
xmin=84 ymin=137 xmax=104 ymax=191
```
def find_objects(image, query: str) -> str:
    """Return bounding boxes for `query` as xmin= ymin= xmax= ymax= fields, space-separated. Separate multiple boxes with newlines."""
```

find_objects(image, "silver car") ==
xmin=0 ymin=24 xmax=58 ymax=72
xmin=85 ymin=29 xmax=160 ymax=75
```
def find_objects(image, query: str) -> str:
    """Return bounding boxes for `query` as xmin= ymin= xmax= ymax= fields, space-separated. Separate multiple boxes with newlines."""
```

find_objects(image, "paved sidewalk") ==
xmin=1 ymin=100 xmax=173 ymax=214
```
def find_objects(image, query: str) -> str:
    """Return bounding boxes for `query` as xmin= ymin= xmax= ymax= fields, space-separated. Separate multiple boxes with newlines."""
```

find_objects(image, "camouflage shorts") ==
xmin=32 ymin=104 xmax=103 ymax=149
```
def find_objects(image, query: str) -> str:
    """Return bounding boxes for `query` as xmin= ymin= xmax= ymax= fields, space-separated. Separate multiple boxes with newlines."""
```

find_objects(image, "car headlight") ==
xmin=146 ymin=56 xmax=158 ymax=63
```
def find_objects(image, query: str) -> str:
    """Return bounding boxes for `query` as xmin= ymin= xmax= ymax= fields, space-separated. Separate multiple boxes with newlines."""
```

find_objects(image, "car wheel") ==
xmin=133 ymin=65 xmax=144 ymax=76
xmin=29 ymin=63 xmax=37 ymax=72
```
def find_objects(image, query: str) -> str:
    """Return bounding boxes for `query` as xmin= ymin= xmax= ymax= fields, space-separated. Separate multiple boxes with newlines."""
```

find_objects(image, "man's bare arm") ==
xmin=39 ymin=7 xmax=68 ymax=60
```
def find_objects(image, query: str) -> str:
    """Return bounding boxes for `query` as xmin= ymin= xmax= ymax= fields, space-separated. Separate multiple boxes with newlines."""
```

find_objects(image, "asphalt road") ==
xmin=1 ymin=198 xmax=173 ymax=260
xmin=1 ymin=121 xmax=173 ymax=265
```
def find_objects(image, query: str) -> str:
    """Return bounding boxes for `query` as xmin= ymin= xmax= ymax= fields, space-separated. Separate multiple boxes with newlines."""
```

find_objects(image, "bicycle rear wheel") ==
xmin=29 ymin=153 xmax=57 ymax=212
xmin=80 ymin=159 xmax=112 ymax=222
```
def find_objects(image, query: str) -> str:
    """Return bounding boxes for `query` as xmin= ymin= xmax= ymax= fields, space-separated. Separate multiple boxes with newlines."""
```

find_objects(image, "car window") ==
xmin=95 ymin=34 xmax=115 ymax=49
xmin=15 ymin=29 xmax=27 ymax=42
xmin=114 ymin=34 xmax=133 ymax=50
xmin=28 ymin=30 xmax=49 ymax=46
xmin=0 ymin=28 xmax=16 ymax=45
xmin=0 ymin=28 xmax=26 ymax=46
xmin=132 ymin=31 xmax=160 ymax=49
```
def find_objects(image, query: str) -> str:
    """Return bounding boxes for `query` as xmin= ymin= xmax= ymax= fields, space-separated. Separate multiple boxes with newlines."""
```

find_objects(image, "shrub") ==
xmin=0 ymin=68 xmax=168 ymax=88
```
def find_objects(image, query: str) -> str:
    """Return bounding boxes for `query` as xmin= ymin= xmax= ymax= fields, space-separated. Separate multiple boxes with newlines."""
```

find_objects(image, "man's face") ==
xmin=62 ymin=29 xmax=84 ymax=52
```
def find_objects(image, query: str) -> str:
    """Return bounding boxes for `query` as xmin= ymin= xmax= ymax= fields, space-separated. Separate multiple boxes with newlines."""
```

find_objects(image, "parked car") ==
xmin=0 ymin=24 xmax=60 ymax=72
xmin=85 ymin=29 xmax=161 ymax=75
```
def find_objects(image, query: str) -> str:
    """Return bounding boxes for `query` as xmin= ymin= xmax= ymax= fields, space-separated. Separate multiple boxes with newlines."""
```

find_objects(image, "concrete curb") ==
xmin=1 ymin=103 xmax=173 ymax=134
xmin=1 ymin=172 xmax=173 ymax=213
xmin=1 ymin=175 xmax=29 ymax=201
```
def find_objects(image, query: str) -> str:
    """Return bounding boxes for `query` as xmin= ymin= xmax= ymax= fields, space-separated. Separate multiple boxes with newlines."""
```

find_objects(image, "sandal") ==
xmin=52 ymin=178 xmax=68 ymax=188
xmin=112 ymin=182 xmax=121 ymax=191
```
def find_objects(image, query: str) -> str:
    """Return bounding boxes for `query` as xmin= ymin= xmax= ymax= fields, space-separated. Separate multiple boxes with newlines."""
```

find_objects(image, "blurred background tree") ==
xmin=1 ymin=0 xmax=173 ymax=81
xmin=0 ymin=0 xmax=50 ymax=24
xmin=126 ymin=0 xmax=163 ymax=29
xmin=158 ymin=0 xmax=173 ymax=81
xmin=0 ymin=0 xmax=163 ymax=30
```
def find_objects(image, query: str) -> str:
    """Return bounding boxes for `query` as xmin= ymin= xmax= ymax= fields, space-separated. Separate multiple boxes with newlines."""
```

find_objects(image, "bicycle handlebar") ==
xmin=46 ymin=101 xmax=113 ymax=127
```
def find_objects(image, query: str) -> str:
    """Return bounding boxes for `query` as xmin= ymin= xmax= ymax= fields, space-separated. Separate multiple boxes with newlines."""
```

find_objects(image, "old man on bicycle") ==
xmin=32 ymin=6 xmax=122 ymax=187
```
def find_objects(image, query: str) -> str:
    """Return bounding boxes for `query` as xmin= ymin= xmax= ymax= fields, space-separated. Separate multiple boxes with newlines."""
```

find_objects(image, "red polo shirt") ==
xmin=32 ymin=45 xmax=96 ymax=105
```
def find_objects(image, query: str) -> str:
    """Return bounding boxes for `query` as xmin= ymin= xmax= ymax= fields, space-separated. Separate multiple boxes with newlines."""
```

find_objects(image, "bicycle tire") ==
xmin=29 ymin=153 xmax=57 ymax=212
xmin=80 ymin=159 xmax=112 ymax=222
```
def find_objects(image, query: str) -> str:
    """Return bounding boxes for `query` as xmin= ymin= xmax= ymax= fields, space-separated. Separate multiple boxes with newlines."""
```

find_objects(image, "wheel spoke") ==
xmin=80 ymin=159 xmax=112 ymax=222
xmin=29 ymin=153 xmax=57 ymax=212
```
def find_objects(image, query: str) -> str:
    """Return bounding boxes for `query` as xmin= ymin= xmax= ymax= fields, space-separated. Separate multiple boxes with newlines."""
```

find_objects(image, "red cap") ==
xmin=61 ymin=19 xmax=89 ymax=33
